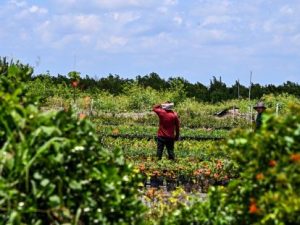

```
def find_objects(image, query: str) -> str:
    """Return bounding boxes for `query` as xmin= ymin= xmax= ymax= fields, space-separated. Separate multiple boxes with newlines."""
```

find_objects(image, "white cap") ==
xmin=161 ymin=103 xmax=174 ymax=110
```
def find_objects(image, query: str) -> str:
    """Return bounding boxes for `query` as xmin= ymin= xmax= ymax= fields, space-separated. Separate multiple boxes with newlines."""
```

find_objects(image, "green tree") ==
xmin=209 ymin=76 xmax=229 ymax=103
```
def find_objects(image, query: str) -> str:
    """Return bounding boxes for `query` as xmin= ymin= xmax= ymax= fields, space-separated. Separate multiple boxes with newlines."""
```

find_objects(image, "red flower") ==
xmin=268 ymin=160 xmax=277 ymax=167
xmin=249 ymin=202 xmax=259 ymax=214
xmin=71 ymin=80 xmax=78 ymax=87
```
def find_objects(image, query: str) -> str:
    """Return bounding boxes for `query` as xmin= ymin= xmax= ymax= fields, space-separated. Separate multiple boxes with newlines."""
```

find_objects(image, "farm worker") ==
xmin=253 ymin=102 xmax=266 ymax=130
xmin=153 ymin=102 xmax=180 ymax=160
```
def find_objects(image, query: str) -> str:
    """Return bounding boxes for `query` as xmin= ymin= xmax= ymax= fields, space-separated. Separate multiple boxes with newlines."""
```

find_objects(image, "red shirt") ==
xmin=153 ymin=106 xmax=180 ymax=139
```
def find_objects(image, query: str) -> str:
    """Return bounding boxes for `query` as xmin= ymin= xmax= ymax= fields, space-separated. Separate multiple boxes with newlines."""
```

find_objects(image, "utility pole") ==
xmin=237 ymin=79 xmax=240 ymax=99
xmin=249 ymin=71 xmax=252 ymax=101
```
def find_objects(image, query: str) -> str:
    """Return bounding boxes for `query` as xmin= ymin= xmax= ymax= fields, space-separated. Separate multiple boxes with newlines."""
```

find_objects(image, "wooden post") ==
xmin=90 ymin=99 xmax=94 ymax=116
xmin=249 ymin=71 xmax=252 ymax=101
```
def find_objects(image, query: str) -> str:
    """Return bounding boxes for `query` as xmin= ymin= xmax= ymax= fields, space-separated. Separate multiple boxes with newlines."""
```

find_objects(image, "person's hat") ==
xmin=253 ymin=102 xmax=266 ymax=109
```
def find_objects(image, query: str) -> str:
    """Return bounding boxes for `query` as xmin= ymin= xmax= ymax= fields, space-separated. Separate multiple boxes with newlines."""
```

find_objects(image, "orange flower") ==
xmin=84 ymin=96 xmax=91 ymax=108
xmin=249 ymin=202 xmax=259 ymax=214
xmin=84 ymin=96 xmax=91 ymax=102
xmin=79 ymin=113 xmax=86 ymax=120
xmin=204 ymin=169 xmax=211 ymax=176
xmin=138 ymin=164 xmax=145 ymax=171
xmin=290 ymin=153 xmax=300 ymax=162
xmin=268 ymin=160 xmax=277 ymax=167
xmin=213 ymin=173 xmax=219 ymax=179
xmin=256 ymin=173 xmax=264 ymax=180
xmin=193 ymin=169 xmax=203 ymax=176
xmin=152 ymin=170 xmax=160 ymax=176
xmin=146 ymin=188 xmax=156 ymax=199
xmin=112 ymin=128 xmax=120 ymax=135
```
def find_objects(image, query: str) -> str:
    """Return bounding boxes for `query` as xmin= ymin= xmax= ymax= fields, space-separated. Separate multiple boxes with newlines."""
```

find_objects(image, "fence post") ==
xmin=248 ymin=105 xmax=253 ymax=130
xmin=276 ymin=103 xmax=279 ymax=116
xmin=90 ymin=99 xmax=94 ymax=116
xmin=232 ymin=106 xmax=235 ymax=124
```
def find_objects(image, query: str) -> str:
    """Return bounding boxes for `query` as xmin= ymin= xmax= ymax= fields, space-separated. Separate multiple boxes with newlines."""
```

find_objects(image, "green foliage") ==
xmin=125 ymin=83 xmax=161 ymax=111
xmin=161 ymin=104 xmax=300 ymax=224
xmin=166 ymin=78 xmax=187 ymax=104
xmin=68 ymin=71 xmax=80 ymax=81
xmin=0 ymin=59 xmax=145 ymax=224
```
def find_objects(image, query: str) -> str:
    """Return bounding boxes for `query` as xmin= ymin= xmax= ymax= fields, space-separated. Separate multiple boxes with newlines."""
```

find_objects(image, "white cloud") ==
xmin=110 ymin=11 xmax=140 ymax=24
xmin=14 ymin=4 xmax=48 ymax=19
xmin=206 ymin=29 xmax=232 ymax=41
xmin=280 ymin=5 xmax=294 ymax=15
xmin=157 ymin=7 xmax=168 ymax=14
xmin=28 ymin=5 xmax=48 ymax=14
xmin=32 ymin=13 xmax=103 ymax=50
xmin=291 ymin=33 xmax=300 ymax=45
xmin=139 ymin=32 xmax=178 ymax=51
xmin=35 ymin=20 xmax=53 ymax=43
xmin=75 ymin=14 xmax=101 ymax=32
xmin=201 ymin=15 xmax=235 ymax=27
xmin=79 ymin=35 xmax=91 ymax=44
xmin=263 ymin=19 xmax=297 ymax=34
xmin=96 ymin=36 xmax=128 ymax=51
xmin=36 ymin=14 xmax=101 ymax=40
xmin=9 ymin=0 xmax=27 ymax=8
xmin=163 ymin=0 xmax=177 ymax=6
xmin=92 ymin=0 xmax=154 ymax=9
xmin=173 ymin=16 xmax=183 ymax=25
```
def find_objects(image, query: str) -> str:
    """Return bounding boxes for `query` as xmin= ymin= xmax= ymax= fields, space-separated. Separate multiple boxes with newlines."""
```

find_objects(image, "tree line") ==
xmin=32 ymin=71 xmax=300 ymax=103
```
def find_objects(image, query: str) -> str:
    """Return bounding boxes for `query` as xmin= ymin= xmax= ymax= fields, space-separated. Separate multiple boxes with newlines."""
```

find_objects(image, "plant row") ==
xmin=100 ymin=137 xmax=226 ymax=160
xmin=91 ymin=113 xmax=249 ymax=129
xmin=96 ymin=124 xmax=229 ymax=138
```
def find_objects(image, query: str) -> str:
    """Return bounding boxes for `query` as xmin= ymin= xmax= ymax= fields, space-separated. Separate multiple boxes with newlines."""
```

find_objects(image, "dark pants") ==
xmin=157 ymin=136 xmax=175 ymax=160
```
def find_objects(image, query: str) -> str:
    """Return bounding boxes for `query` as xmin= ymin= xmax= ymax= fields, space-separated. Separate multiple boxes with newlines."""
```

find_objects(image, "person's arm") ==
xmin=152 ymin=103 xmax=161 ymax=110
xmin=175 ymin=114 xmax=180 ymax=141
xmin=153 ymin=103 xmax=163 ymax=114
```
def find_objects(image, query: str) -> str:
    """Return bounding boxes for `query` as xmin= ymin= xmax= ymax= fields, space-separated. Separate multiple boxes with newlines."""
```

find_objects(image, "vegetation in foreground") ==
xmin=0 ymin=58 xmax=145 ymax=224
xmin=160 ymin=104 xmax=300 ymax=225
xmin=1 ymin=57 xmax=300 ymax=224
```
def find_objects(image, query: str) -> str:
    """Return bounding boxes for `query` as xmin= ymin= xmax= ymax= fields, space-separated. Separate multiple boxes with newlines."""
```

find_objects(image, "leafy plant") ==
xmin=161 ymin=104 xmax=300 ymax=224
xmin=0 ymin=58 xmax=145 ymax=224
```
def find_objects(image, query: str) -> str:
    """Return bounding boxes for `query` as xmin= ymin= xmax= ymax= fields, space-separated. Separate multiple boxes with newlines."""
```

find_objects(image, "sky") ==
xmin=1 ymin=0 xmax=300 ymax=86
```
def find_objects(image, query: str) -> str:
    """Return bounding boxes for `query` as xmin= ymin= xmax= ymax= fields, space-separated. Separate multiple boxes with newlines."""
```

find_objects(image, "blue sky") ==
xmin=1 ymin=0 xmax=300 ymax=86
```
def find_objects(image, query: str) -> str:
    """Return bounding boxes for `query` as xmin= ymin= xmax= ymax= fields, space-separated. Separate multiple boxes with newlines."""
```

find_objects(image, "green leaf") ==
xmin=33 ymin=172 xmax=42 ymax=180
xmin=49 ymin=195 xmax=60 ymax=207
xmin=69 ymin=180 xmax=82 ymax=190
xmin=41 ymin=179 xmax=50 ymax=187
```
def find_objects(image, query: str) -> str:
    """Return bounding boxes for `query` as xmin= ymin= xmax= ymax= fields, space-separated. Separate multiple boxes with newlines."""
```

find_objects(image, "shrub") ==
xmin=161 ymin=103 xmax=300 ymax=224
xmin=0 ymin=58 xmax=145 ymax=224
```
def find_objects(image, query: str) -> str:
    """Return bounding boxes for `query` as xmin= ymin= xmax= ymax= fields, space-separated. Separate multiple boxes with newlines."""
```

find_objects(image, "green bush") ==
xmin=0 ymin=58 xmax=145 ymax=224
xmin=161 ymin=104 xmax=300 ymax=224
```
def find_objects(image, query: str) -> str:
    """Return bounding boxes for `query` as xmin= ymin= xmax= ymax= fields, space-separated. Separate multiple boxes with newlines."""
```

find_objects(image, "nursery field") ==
xmin=1 ymin=59 xmax=300 ymax=224
xmin=72 ymin=106 xmax=240 ymax=220
xmin=39 ymin=83 xmax=300 ymax=223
